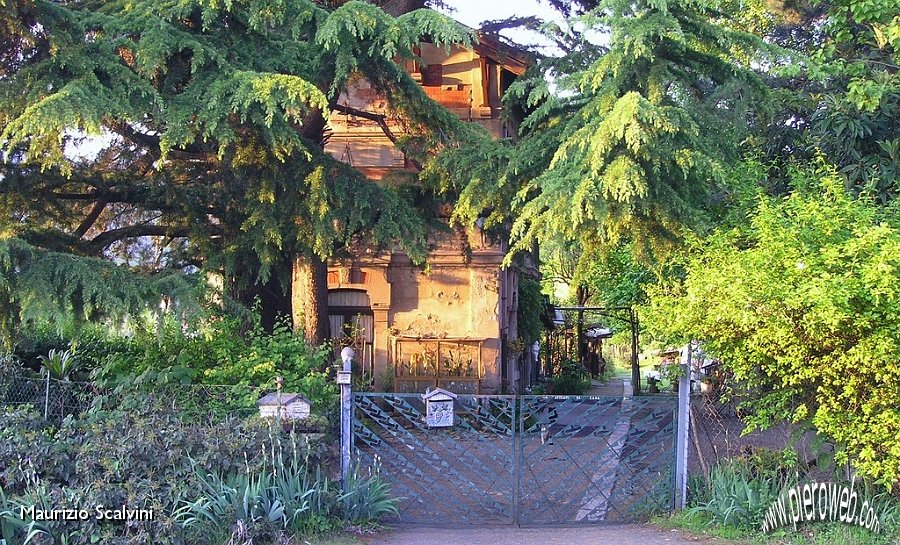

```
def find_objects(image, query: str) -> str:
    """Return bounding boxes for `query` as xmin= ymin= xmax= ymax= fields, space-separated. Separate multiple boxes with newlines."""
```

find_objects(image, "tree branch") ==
xmin=48 ymin=191 xmax=102 ymax=200
xmin=74 ymin=198 xmax=108 ymax=239
xmin=87 ymin=224 xmax=218 ymax=252
xmin=332 ymin=103 xmax=423 ymax=170
xmin=108 ymin=121 xmax=161 ymax=156
xmin=108 ymin=120 xmax=216 ymax=162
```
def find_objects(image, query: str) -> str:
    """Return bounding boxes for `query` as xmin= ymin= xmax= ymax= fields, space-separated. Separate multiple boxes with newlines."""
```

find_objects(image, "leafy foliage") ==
xmin=446 ymin=0 xmax=773 ymax=273
xmin=683 ymin=449 xmax=900 ymax=542
xmin=689 ymin=459 xmax=781 ymax=529
xmin=548 ymin=358 xmax=591 ymax=395
xmin=0 ymin=0 xmax=472 ymax=332
xmin=176 ymin=442 xmax=398 ymax=544
xmin=83 ymin=314 xmax=338 ymax=415
xmin=0 ymin=399 xmax=333 ymax=545
xmin=4 ymin=306 xmax=338 ymax=424
xmin=0 ymin=237 xmax=198 ymax=348
xmin=339 ymin=461 xmax=399 ymax=524
xmin=754 ymin=0 xmax=899 ymax=201
xmin=646 ymin=163 xmax=900 ymax=487
xmin=176 ymin=441 xmax=337 ymax=542
xmin=517 ymin=278 xmax=549 ymax=345
xmin=36 ymin=349 xmax=78 ymax=381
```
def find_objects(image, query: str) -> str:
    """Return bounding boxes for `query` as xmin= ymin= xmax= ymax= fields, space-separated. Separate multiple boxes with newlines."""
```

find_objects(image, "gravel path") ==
xmin=361 ymin=524 xmax=724 ymax=545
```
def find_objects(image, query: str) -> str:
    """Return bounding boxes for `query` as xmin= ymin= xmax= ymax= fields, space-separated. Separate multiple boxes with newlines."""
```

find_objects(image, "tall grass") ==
xmin=688 ymin=459 xmax=781 ymax=529
xmin=175 ymin=433 xmax=398 ymax=544
xmin=682 ymin=452 xmax=900 ymax=544
xmin=340 ymin=456 xmax=399 ymax=524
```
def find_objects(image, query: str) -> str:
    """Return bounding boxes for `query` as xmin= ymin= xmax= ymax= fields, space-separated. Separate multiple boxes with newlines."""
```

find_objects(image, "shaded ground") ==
xmin=361 ymin=524 xmax=727 ymax=545
xmin=586 ymin=377 xmax=628 ymax=397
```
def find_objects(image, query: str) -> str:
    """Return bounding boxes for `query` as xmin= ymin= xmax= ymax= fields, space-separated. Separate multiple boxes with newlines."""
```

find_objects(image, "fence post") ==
xmin=674 ymin=342 xmax=692 ymax=509
xmin=276 ymin=376 xmax=284 ymax=428
xmin=339 ymin=347 xmax=355 ymax=492
xmin=43 ymin=372 xmax=50 ymax=420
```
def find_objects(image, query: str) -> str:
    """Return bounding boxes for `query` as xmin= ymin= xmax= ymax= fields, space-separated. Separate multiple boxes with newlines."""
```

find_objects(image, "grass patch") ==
xmin=656 ymin=511 xmax=899 ymax=545
xmin=654 ymin=511 xmax=754 ymax=541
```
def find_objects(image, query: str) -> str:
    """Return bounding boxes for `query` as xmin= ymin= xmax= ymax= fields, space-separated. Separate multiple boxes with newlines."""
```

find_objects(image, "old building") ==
xmin=323 ymin=34 xmax=535 ymax=394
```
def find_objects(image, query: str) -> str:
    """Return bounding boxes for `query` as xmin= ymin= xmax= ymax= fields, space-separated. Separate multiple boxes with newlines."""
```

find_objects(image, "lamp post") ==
xmin=341 ymin=347 xmax=354 ymax=372
xmin=338 ymin=347 xmax=354 ymax=492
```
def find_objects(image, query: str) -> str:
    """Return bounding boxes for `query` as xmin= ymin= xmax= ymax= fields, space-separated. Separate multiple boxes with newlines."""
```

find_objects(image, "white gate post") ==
xmin=674 ymin=342 xmax=692 ymax=509
xmin=338 ymin=347 xmax=355 ymax=492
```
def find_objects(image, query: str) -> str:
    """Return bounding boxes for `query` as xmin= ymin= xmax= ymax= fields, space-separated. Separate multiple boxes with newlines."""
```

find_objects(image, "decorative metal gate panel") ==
xmin=354 ymin=393 xmax=516 ymax=524
xmin=518 ymin=395 xmax=677 ymax=525
xmin=353 ymin=393 xmax=676 ymax=526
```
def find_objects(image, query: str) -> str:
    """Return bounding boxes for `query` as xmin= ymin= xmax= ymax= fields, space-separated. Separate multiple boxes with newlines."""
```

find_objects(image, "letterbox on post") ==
xmin=257 ymin=393 xmax=311 ymax=420
xmin=422 ymin=387 xmax=457 ymax=428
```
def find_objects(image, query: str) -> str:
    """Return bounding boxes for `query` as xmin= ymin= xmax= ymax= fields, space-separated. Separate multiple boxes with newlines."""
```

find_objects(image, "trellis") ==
xmin=390 ymin=336 xmax=485 ymax=394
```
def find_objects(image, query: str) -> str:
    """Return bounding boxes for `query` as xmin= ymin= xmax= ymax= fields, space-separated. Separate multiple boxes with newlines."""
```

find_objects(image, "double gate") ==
xmin=353 ymin=393 xmax=677 ymax=526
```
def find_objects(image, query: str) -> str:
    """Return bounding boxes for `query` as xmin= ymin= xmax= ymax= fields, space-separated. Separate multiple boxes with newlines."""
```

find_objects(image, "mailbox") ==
xmin=257 ymin=393 xmax=311 ymax=420
xmin=422 ymin=387 xmax=457 ymax=428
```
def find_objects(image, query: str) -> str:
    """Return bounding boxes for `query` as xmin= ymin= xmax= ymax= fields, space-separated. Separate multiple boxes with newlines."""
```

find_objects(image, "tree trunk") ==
xmin=256 ymin=275 xmax=291 ymax=332
xmin=575 ymin=285 xmax=590 ymax=306
xmin=378 ymin=0 xmax=426 ymax=16
xmin=291 ymin=254 xmax=331 ymax=344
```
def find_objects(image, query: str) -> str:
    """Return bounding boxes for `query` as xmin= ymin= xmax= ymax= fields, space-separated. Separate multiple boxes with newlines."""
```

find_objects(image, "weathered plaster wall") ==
xmin=327 ymin=230 xmax=509 ymax=393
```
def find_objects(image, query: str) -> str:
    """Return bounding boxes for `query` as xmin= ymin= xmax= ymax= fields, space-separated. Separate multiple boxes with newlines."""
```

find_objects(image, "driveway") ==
xmin=362 ymin=524 xmax=725 ymax=545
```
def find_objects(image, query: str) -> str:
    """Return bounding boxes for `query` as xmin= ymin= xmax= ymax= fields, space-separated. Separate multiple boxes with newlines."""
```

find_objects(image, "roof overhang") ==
xmin=473 ymin=32 xmax=533 ymax=76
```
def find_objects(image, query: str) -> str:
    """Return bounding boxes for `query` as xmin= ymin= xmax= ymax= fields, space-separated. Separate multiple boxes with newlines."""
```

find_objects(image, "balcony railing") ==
xmin=421 ymin=84 xmax=472 ymax=109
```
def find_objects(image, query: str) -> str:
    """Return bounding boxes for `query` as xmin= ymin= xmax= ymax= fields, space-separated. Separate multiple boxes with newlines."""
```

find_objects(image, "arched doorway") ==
xmin=328 ymin=289 xmax=374 ymax=385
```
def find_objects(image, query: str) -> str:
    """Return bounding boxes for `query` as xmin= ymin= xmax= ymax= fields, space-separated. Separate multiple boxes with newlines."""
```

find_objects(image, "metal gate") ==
xmin=518 ymin=395 xmax=676 ymax=524
xmin=353 ymin=393 xmax=677 ymax=526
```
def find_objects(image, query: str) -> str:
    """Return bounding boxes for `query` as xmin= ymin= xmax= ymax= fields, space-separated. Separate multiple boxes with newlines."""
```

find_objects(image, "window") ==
xmin=328 ymin=289 xmax=374 ymax=383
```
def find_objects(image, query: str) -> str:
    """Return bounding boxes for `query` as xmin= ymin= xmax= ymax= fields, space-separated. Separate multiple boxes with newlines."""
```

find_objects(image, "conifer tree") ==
xmin=0 ymin=0 xmax=470 ymax=342
xmin=445 ymin=0 xmax=773 ymax=268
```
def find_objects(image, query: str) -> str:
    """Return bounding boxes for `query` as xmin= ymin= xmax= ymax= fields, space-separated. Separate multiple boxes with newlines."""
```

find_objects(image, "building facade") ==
xmin=323 ymin=36 xmax=534 ymax=394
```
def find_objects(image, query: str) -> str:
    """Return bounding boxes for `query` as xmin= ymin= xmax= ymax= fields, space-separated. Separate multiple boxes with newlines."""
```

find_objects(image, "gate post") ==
xmin=339 ymin=347 xmax=354 ymax=492
xmin=674 ymin=343 xmax=691 ymax=509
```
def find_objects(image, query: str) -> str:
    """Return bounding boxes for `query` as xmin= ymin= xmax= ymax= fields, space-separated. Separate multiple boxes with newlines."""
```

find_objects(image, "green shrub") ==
xmin=549 ymin=359 xmax=591 ymax=395
xmin=645 ymin=165 xmax=900 ymax=487
xmin=176 ymin=440 xmax=398 ymax=543
xmin=84 ymin=314 xmax=337 ymax=416
xmin=0 ymin=400 xmax=330 ymax=545
xmin=198 ymin=318 xmax=335 ymax=412
xmin=13 ymin=309 xmax=338 ymax=420
xmin=688 ymin=459 xmax=780 ymax=529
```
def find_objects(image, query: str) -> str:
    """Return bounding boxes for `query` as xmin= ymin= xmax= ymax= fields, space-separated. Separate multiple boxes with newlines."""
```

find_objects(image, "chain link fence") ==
xmin=0 ymin=373 xmax=98 ymax=421
xmin=687 ymin=391 xmax=830 ymax=479
xmin=0 ymin=370 xmax=273 ymax=423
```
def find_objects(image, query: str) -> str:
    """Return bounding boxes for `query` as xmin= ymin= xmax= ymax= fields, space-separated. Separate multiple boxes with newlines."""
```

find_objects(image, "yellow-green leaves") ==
xmin=1 ymin=75 xmax=121 ymax=174
xmin=497 ymin=0 xmax=766 ymax=266
xmin=316 ymin=1 xmax=471 ymax=94
xmin=646 ymin=163 xmax=900 ymax=488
